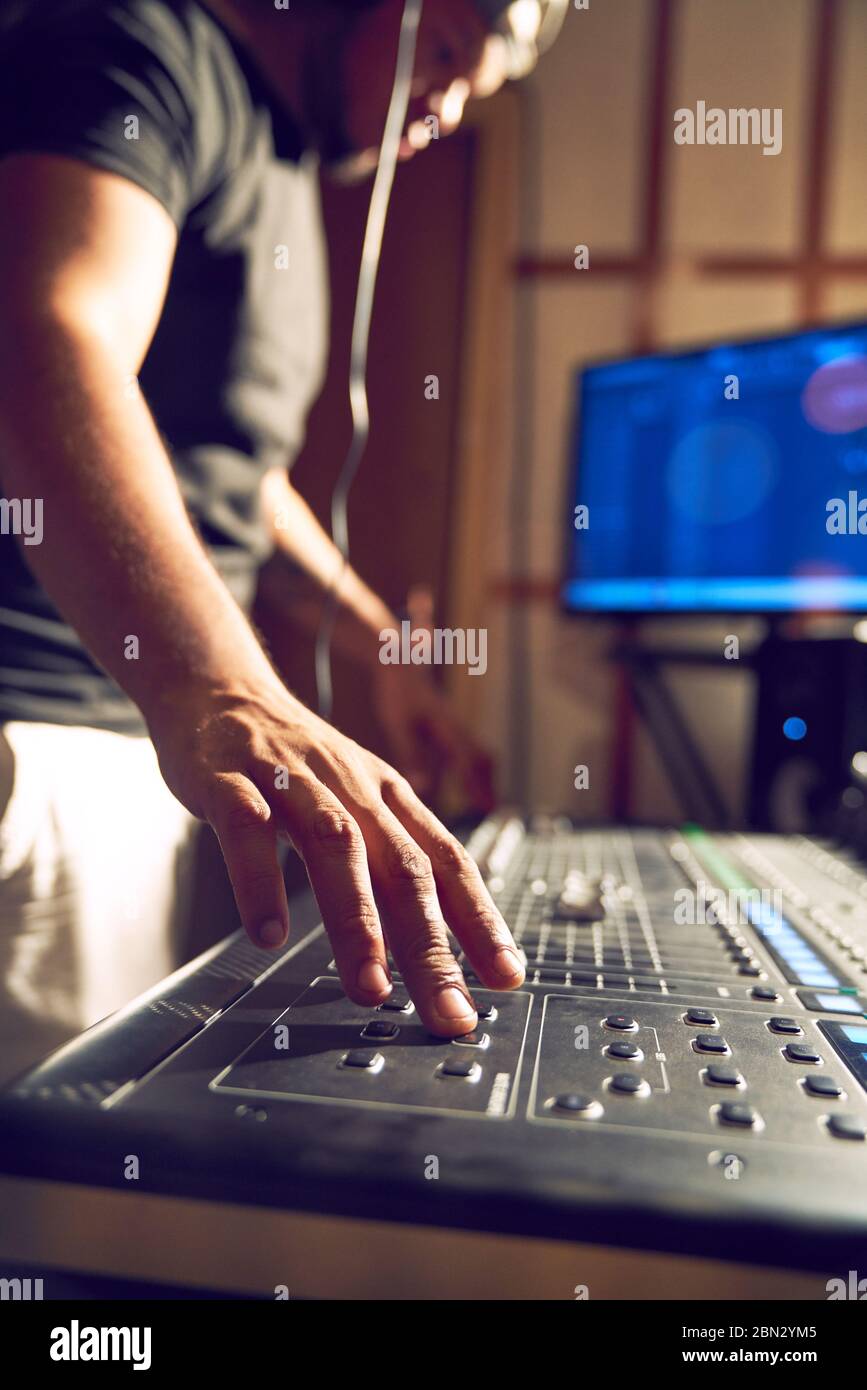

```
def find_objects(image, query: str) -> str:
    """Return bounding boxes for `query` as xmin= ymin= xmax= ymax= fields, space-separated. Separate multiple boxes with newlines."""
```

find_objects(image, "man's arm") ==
xmin=0 ymin=155 xmax=273 ymax=710
xmin=259 ymin=467 xmax=497 ymax=809
xmin=0 ymin=153 xmax=523 ymax=1034
xmin=259 ymin=467 xmax=396 ymax=671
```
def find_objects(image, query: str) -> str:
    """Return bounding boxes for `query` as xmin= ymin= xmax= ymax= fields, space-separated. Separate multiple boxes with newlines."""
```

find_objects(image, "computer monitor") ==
xmin=562 ymin=320 xmax=867 ymax=614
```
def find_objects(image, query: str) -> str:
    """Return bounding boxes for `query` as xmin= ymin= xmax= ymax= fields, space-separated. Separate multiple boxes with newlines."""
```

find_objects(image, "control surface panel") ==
xmin=3 ymin=817 xmax=867 ymax=1279
xmin=214 ymin=979 xmax=533 ymax=1119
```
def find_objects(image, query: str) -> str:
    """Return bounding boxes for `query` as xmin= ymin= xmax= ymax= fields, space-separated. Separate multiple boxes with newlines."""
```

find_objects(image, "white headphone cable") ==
xmin=314 ymin=0 xmax=424 ymax=719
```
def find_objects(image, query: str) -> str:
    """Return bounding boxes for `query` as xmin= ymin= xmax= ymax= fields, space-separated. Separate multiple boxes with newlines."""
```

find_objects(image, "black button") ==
xmin=608 ymin=1041 xmax=641 ymax=1061
xmin=827 ymin=1114 xmax=866 ymax=1141
xmin=361 ymin=1020 xmax=399 ymax=1040
xmin=686 ymin=1008 xmax=718 ymax=1027
xmin=452 ymin=1030 xmax=490 ymax=1049
xmin=475 ymin=1003 xmax=497 ymax=1021
xmin=751 ymin=986 xmax=780 ymax=1002
xmin=694 ymin=1033 xmax=730 ymax=1054
xmin=719 ymin=1101 xmax=759 ymax=1127
xmin=553 ymin=1092 xmax=596 ymax=1112
xmin=738 ymin=964 xmax=762 ymax=977
xmin=705 ymin=1064 xmax=744 ymax=1087
xmin=609 ymin=1073 xmax=647 ymax=1095
xmin=768 ymin=1016 xmax=802 ymax=1035
xmin=604 ymin=1014 xmax=638 ymax=1031
xmin=379 ymin=996 xmax=414 ymax=1014
xmin=784 ymin=1043 xmax=822 ymax=1064
xmin=804 ymin=1075 xmax=843 ymax=1098
xmin=440 ymin=1055 xmax=480 ymax=1079
xmin=343 ymin=1048 xmax=383 ymax=1070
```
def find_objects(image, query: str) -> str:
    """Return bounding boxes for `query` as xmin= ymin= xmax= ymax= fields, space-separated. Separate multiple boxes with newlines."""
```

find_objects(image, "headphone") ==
xmin=473 ymin=1 xmax=569 ymax=78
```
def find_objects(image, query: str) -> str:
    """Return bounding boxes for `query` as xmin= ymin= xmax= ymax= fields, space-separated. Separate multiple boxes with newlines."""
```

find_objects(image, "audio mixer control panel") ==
xmin=213 ymin=980 xmax=533 ymax=1119
xmin=530 ymin=994 xmax=867 ymax=1146
xmin=4 ymin=814 xmax=867 ymax=1274
xmin=211 ymin=973 xmax=867 ymax=1149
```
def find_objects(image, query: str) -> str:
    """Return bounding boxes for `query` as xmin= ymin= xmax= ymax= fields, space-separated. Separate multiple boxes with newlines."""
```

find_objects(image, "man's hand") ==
xmin=147 ymin=676 xmax=523 ymax=1037
xmin=371 ymin=659 xmax=496 ymax=814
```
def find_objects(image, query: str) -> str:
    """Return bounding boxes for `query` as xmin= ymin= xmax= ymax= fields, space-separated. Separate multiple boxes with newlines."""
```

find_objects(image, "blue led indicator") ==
xmin=783 ymin=717 xmax=807 ymax=741
xmin=745 ymin=905 xmax=842 ymax=987
xmin=814 ymin=993 xmax=863 ymax=1014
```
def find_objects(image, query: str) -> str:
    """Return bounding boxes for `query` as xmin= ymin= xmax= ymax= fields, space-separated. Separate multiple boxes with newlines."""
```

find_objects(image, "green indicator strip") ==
xmin=681 ymin=825 xmax=753 ymax=893
xmin=682 ymin=825 xmax=861 ymax=999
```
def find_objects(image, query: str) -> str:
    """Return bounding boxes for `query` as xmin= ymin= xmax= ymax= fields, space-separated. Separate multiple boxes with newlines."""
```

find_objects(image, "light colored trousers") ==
xmin=0 ymin=722 xmax=196 ymax=1087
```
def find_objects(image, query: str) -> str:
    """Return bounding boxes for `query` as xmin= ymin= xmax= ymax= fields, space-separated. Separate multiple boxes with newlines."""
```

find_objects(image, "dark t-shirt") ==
xmin=0 ymin=0 xmax=328 ymax=730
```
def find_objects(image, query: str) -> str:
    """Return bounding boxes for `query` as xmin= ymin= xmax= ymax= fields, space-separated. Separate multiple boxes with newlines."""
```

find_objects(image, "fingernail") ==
xmin=435 ymin=985 xmax=476 ymax=1022
xmin=491 ymin=946 xmax=524 ymax=982
xmin=258 ymin=919 xmax=286 ymax=948
xmin=357 ymin=960 xmax=392 ymax=996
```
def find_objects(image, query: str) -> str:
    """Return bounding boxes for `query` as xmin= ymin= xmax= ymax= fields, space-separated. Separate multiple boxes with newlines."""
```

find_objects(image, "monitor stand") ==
xmin=609 ymin=624 xmax=757 ymax=828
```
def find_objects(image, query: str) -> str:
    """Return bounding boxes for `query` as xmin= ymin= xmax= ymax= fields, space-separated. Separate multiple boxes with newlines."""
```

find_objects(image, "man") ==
xmin=0 ymin=0 xmax=541 ymax=1082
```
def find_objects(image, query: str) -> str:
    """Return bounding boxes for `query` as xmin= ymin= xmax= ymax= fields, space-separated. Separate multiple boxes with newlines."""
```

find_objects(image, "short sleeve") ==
xmin=0 ymin=1 xmax=212 ymax=227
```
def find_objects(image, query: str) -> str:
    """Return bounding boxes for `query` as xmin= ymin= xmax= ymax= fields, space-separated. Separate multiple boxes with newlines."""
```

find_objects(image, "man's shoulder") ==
xmin=2 ymin=0 xmax=227 ymax=83
xmin=0 ymin=0 xmax=248 ymax=223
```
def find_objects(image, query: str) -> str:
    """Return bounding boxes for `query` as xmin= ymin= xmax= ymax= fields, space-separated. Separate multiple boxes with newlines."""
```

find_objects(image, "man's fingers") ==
xmin=257 ymin=771 xmax=392 ymax=1007
xmin=206 ymin=773 xmax=290 ymax=950
xmin=350 ymin=798 xmax=479 ymax=1037
xmin=230 ymin=745 xmax=506 ymax=1032
xmin=382 ymin=775 xmax=524 ymax=990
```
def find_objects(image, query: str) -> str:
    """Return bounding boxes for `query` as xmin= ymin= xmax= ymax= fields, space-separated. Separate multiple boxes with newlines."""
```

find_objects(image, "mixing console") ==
xmin=2 ymin=815 xmax=866 ymax=1297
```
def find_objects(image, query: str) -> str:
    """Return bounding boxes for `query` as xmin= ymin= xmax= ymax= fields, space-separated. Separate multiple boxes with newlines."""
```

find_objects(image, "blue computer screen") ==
xmin=562 ymin=322 xmax=867 ymax=612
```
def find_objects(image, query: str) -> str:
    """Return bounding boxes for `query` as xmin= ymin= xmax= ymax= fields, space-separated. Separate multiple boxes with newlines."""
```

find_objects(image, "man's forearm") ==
xmin=259 ymin=467 xmax=396 ymax=670
xmin=0 ymin=321 xmax=279 ymax=717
